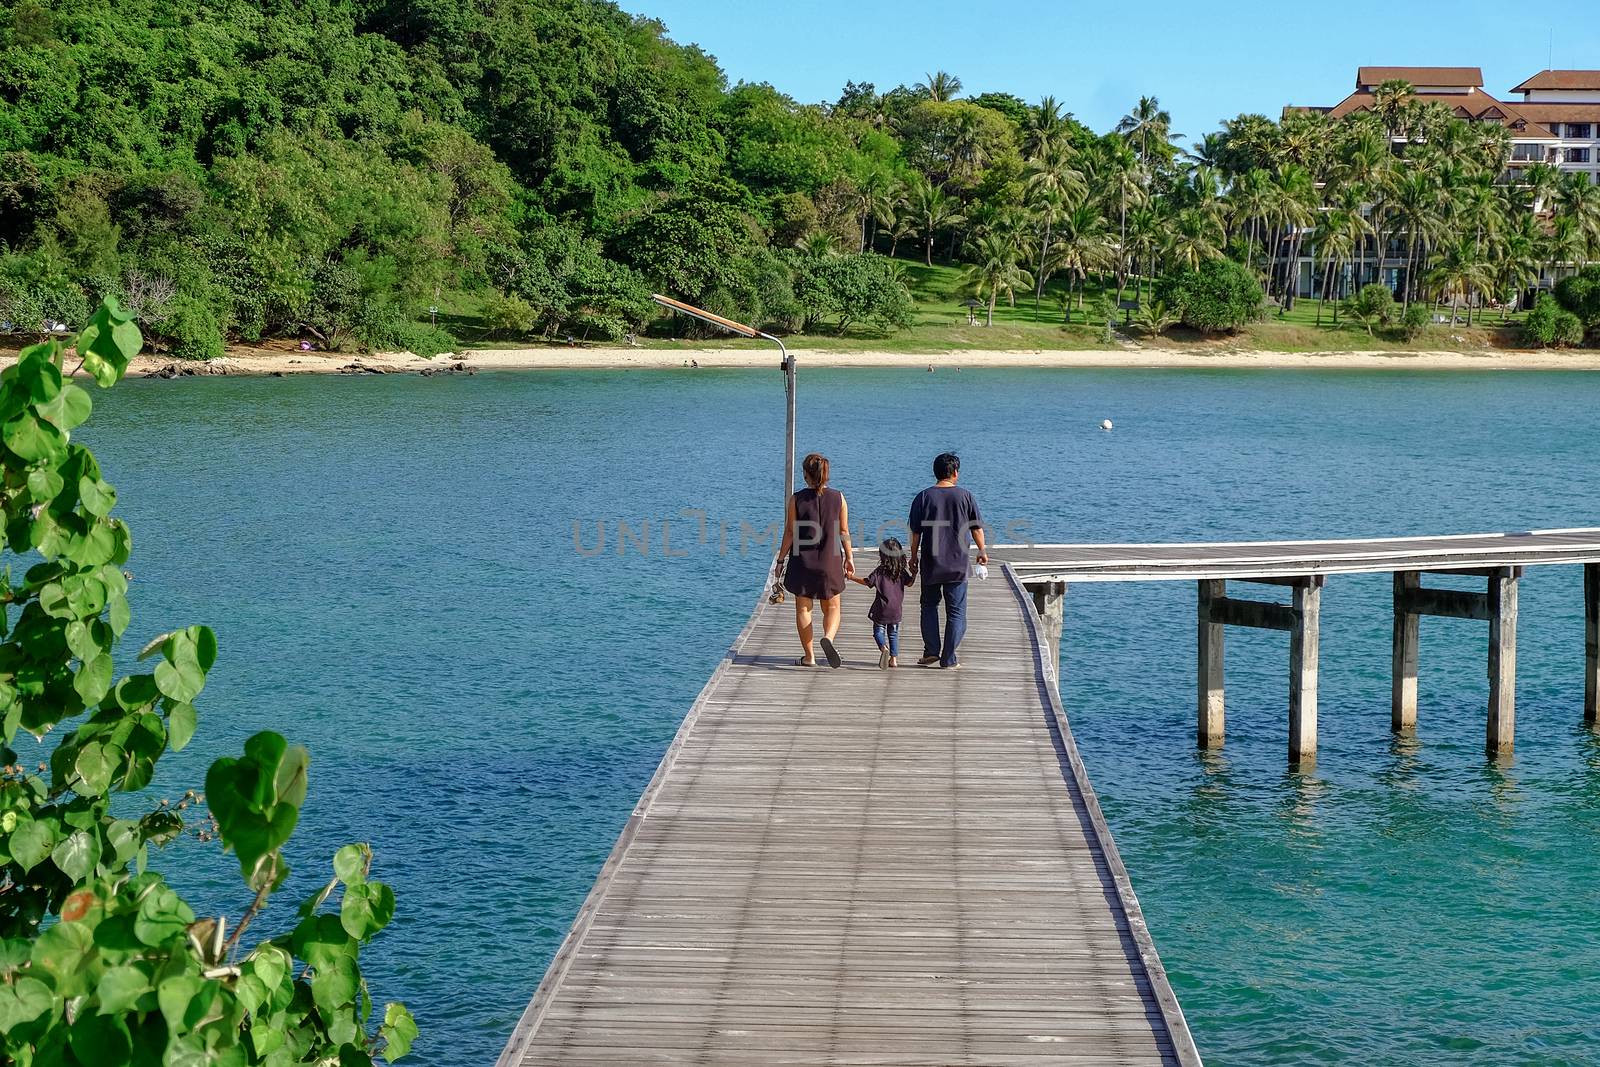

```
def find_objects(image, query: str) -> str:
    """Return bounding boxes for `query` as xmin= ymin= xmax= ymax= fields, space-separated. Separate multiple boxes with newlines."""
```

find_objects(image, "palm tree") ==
xmin=1164 ymin=208 xmax=1223 ymax=272
xmin=1227 ymin=168 xmax=1276 ymax=280
xmin=795 ymin=231 xmax=841 ymax=256
xmin=1311 ymin=211 xmax=1356 ymax=325
xmin=1025 ymin=96 xmax=1069 ymax=157
xmin=903 ymin=176 xmax=964 ymax=266
xmin=1425 ymin=238 xmax=1491 ymax=326
xmin=1388 ymin=170 xmax=1443 ymax=307
xmin=1043 ymin=203 xmax=1112 ymax=319
xmin=1117 ymin=95 xmax=1175 ymax=170
xmin=1089 ymin=139 xmax=1143 ymax=297
xmin=865 ymin=177 xmax=903 ymax=254
xmin=1185 ymin=132 xmax=1227 ymax=168
xmin=1372 ymin=79 xmax=1415 ymax=139
xmin=1544 ymin=214 xmax=1586 ymax=290
xmin=961 ymin=233 xmax=1033 ymax=326
xmin=1555 ymin=171 xmax=1600 ymax=265
xmin=1492 ymin=214 xmax=1542 ymax=320
xmin=1025 ymin=143 xmax=1086 ymax=310
xmin=1269 ymin=165 xmax=1317 ymax=305
xmin=917 ymin=70 xmax=962 ymax=102
xmin=1524 ymin=162 xmax=1562 ymax=213
xmin=1125 ymin=203 xmax=1162 ymax=302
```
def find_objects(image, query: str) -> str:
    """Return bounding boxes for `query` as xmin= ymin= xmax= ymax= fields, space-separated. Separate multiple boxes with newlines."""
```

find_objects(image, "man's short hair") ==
xmin=933 ymin=452 xmax=960 ymax=480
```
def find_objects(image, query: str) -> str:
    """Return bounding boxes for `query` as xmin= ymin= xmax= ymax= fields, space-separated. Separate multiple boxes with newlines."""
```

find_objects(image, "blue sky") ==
xmin=622 ymin=0 xmax=1600 ymax=147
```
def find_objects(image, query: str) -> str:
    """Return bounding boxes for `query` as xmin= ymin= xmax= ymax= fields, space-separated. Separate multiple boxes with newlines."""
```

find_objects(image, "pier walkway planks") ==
xmin=996 ymin=527 xmax=1600 ymax=583
xmin=499 ymin=567 xmax=1199 ymax=1067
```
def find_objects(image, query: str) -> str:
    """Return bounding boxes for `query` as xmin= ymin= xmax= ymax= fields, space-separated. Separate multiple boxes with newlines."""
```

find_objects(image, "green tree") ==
xmin=960 ymin=233 xmax=1033 ymax=326
xmin=0 ymin=299 xmax=415 ymax=1064
xmin=902 ymin=176 xmax=965 ymax=267
xmin=916 ymin=70 xmax=963 ymax=102
xmin=1157 ymin=257 xmax=1262 ymax=333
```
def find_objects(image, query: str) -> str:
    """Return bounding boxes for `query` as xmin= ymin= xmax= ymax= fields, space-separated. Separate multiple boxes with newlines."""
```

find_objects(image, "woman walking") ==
xmin=775 ymin=453 xmax=854 ymax=667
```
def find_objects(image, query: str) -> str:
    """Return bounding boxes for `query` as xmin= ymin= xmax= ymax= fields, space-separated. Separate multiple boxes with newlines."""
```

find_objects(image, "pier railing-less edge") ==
xmin=1006 ymin=531 xmax=1600 ymax=764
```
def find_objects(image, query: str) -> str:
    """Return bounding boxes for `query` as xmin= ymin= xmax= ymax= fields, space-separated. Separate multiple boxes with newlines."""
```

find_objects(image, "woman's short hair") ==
xmin=802 ymin=453 xmax=829 ymax=489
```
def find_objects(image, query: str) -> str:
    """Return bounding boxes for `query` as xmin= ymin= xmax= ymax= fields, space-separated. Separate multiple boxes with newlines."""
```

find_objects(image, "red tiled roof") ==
xmin=1516 ymin=103 xmax=1600 ymax=125
xmin=1511 ymin=70 xmax=1600 ymax=93
xmin=1320 ymin=87 xmax=1556 ymax=138
xmin=1357 ymin=66 xmax=1482 ymax=89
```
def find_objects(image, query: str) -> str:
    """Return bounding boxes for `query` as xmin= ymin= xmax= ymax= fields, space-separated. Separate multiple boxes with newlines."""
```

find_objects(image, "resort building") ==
xmin=1278 ymin=66 xmax=1600 ymax=300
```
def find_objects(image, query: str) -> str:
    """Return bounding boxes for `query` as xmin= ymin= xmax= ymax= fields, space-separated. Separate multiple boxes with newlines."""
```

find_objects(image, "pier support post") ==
xmin=1392 ymin=571 xmax=1420 ymax=732
xmin=1028 ymin=581 xmax=1066 ymax=686
xmin=1586 ymin=563 xmax=1599 ymax=725
xmin=1487 ymin=566 xmax=1518 ymax=756
xmin=1197 ymin=580 xmax=1225 ymax=749
xmin=1289 ymin=577 xmax=1323 ymax=765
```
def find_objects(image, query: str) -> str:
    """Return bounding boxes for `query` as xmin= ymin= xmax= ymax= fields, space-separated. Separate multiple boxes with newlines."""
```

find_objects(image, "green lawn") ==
xmin=449 ymin=257 xmax=1533 ymax=355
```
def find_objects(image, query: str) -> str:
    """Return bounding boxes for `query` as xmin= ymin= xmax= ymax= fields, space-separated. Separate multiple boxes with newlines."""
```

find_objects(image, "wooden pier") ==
xmin=500 ymin=567 xmax=1201 ymax=1066
xmin=1001 ymin=528 xmax=1600 ymax=762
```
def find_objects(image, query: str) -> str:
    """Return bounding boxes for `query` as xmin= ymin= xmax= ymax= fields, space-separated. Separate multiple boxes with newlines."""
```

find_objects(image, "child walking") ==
xmin=848 ymin=538 xmax=915 ymax=669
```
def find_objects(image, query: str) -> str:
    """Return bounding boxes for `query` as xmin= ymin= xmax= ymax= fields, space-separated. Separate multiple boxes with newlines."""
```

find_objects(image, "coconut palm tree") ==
xmin=1425 ymin=238 xmax=1491 ymax=326
xmin=1164 ymin=208 xmax=1224 ymax=272
xmin=1312 ymin=211 xmax=1356 ymax=325
xmin=1268 ymin=164 xmax=1317 ymax=305
xmin=1227 ymin=168 xmax=1276 ymax=280
xmin=1555 ymin=170 xmax=1600 ymax=265
xmin=1544 ymin=214 xmax=1586 ymax=289
xmin=1044 ymin=203 xmax=1112 ymax=319
xmin=866 ymin=177 xmax=903 ymax=254
xmin=961 ymin=233 xmax=1034 ymax=326
xmin=1024 ymin=143 xmax=1086 ymax=310
xmin=902 ymin=176 xmax=964 ymax=267
xmin=1117 ymin=96 xmax=1176 ymax=170
xmin=917 ymin=70 xmax=962 ymax=102
xmin=1185 ymin=132 xmax=1227 ymax=169
xmin=1388 ymin=170 xmax=1444 ymax=307
xmin=1492 ymin=214 xmax=1543 ymax=320
xmin=1088 ymin=139 xmax=1143 ymax=297
xmin=1025 ymin=96 xmax=1069 ymax=158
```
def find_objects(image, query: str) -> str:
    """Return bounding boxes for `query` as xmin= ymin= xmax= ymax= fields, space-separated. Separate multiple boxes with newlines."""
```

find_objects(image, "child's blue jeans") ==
xmin=873 ymin=622 xmax=899 ymax=657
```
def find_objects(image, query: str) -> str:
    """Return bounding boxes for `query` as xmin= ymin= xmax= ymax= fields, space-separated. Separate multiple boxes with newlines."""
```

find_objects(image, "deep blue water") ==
xmin=55 ymin=367 xmax=1600 ymax=1065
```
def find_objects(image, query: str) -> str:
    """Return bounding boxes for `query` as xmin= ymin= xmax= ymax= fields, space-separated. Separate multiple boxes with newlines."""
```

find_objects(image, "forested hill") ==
xmin=0 ymin=0 xmax=1009 ymax=355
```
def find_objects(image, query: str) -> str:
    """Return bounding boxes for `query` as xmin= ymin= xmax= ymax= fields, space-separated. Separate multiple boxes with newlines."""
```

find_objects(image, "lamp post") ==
xmin=649 ymin=295 xmax=796 ymax=511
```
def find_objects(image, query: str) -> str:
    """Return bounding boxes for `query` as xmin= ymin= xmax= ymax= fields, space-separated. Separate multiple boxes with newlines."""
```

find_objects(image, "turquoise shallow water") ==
xmin=59 ymin=367 xmax=1600 ymax=1065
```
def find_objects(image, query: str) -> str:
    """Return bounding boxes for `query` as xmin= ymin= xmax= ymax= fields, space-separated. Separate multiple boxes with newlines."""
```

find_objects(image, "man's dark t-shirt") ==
xmin=908 ymin=485 xmax=983 ymax=585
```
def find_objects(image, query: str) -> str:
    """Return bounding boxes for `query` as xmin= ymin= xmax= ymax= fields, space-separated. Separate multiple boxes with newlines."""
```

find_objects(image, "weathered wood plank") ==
xmin=1399 ymin=585 xmax=1491 ymax=621
xmin=1488 ymin=566 xmax=1517 ymax=755
xmin=1288 ymin=577 xmax=1321 ymax=764
xmin=997 ymin=528 xmax=1600 ymax=583
xmin=1197 ymin=580 xmax=1224 ymax=750
xmin=498 ymin=569 xmax=1197 ymax=1067
xmin=1587 ymin=563 xmax=1599 ymax=725
xmin=1392 ymin=571 xmax=1420 ymax=732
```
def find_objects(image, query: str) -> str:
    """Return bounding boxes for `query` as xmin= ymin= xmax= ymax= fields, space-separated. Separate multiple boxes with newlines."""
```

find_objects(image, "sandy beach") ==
xmin=14 ymin=343 xmax=1600 ymax=377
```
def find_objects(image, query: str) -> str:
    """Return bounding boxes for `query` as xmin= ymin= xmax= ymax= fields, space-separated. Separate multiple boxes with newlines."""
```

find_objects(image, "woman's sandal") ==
xmin=795 ymin=657 xmax=818 ymax=667
xmin=819 ymin=637 xmax=842 ymax=669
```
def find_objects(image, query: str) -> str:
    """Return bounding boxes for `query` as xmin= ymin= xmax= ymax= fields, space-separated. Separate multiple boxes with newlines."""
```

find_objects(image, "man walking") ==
xmin=908 ymin=452 xmax=988 ymax=669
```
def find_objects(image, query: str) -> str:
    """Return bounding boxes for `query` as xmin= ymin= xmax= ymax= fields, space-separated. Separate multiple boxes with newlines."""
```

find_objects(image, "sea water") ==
xmin=80 ymin=367 xmax=1600 ymax=1066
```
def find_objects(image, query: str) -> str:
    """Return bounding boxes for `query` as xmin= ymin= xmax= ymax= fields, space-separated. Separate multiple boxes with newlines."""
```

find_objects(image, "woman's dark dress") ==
xmin=783 ymin=487 xmax=845 ymax=599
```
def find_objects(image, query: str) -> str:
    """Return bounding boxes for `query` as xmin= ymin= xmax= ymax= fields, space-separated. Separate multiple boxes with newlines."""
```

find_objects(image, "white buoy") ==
xmin=1100 ymin=419 xmax=1114 ymax=431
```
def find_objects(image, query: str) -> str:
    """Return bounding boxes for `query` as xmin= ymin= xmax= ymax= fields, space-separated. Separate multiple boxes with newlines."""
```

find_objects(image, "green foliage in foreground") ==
xmin=0 ymin=300 xmax=414 ymax=1065
xmin=1156 ymin=258 xmax=1263 ymax=334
